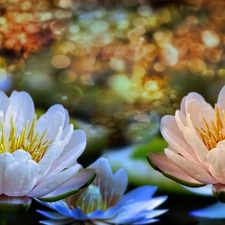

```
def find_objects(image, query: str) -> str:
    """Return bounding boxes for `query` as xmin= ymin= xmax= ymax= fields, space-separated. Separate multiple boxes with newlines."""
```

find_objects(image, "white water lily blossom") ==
xmin=0 ymin=90 xmax=94 ymax=214
xmin=148 ymin=85 xmax=225 ymax=202
xmin=37 ymin=157 xmax=168 ymax=225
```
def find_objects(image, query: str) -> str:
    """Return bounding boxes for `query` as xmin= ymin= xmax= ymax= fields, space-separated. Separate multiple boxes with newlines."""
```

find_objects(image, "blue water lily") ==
xmin=37 ymin=157 xmax=168 ymax=225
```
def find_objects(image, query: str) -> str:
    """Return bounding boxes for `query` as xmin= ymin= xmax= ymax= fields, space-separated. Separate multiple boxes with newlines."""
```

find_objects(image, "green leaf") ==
xmin=131 ymin=136 xmax=168 ymax=160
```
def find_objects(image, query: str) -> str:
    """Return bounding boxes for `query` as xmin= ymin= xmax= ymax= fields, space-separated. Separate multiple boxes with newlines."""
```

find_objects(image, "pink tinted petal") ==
xmin=165 ymin=148 xmax=216 ymax=184
xmin=217 ymin=86 xmax=225 ymax=111
xmin=161 ymin=115 xmax=197 ymax=160
xmin=148 ymin=152 xmax=202 ymax=185
xmin=2 ymin=160 xmax=39 ymax=196
xmin=5 ymin=92 xmax=35 ymax=135
xmin=28 ymin=164 xmax=81 ymax=197
xmin=182 ymin=127 xmax=209 ymax=167
xmin=186 ymin=99 xmax=215 ymax=128
xmin=207 ymin=148 xmax=225 ymax=184
xmin=175 ymin=110 xmax=187 ymax=129
xmin=181 ymin=92 xmax=208 ymax=115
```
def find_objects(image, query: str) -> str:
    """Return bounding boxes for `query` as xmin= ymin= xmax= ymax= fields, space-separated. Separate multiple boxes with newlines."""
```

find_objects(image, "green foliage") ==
xmin=131 ymin=136 xmax=168 ymax=160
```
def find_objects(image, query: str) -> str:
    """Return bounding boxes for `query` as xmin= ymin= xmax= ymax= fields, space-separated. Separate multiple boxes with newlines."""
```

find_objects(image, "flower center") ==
xmin=196 ymin=107 xmax=225 ymax=150
xmin=67 ymin=185 xmax=108 ymax=214
xmin=0 ymin=114 xmax=52 ymax=162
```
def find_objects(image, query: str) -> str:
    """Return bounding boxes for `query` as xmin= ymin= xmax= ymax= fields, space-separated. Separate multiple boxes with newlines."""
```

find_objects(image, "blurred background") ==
xmin=1 ymin=0 xmax=225 ymax=224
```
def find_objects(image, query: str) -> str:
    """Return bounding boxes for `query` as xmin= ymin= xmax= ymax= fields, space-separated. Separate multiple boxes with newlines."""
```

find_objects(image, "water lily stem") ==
xmin=0 ymin=212 xmax=7 ymax=225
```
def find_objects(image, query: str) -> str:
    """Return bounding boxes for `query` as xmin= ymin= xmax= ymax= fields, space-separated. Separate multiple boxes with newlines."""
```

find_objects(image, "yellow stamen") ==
xmin=197 ymin=106 xmax=225 ymax=150
xmin=66 ymin=185 xmax=108 ymax=214
xmin=0 ymin=116 xmax=52 ymax=162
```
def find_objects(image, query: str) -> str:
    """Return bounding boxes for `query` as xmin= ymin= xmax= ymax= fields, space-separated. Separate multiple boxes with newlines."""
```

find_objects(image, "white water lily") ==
xmin=37 ymin=157 xmax=167 ymax=225
xmin=0 ymin=90 xmax=94 ymax=214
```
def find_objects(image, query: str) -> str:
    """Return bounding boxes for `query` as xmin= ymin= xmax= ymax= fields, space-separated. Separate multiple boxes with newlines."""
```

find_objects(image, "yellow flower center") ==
xmin=0 ymin=115 xmax=52 ymax=162
xmin=196 ymin=107 xmax=225 ymax=150
xmin=67 ymin=185 xmax=108 ymax=214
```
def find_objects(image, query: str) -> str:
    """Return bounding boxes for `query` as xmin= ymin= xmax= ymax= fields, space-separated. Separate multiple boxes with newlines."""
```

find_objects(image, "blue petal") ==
xmin=37 ymin=210 xmax=69 ymax=220
xmin=54 ymin=204 xmax=73 ymax=217
xmin=106 ymin=197 xmax=167 ymax=224
xmin=88 ymin=202 xmax=124 ymax=219
xmin=132 ymin=218 xmax=159 ymax=224
xmin=119 ymin=186 xmax=158 ymax=204
xmin=39 ymin=218 xmax=74 ymax=225
xmin=70 ymin=208 xmax=89 ymax=220
xmin=190 ymin=202 xmax=225 ymax=219
xmin=183 ymin=184 xmax=213 ymax=196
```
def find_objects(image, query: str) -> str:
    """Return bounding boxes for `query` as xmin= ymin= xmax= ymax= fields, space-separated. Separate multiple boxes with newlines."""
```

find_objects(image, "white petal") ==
xmin=5 ymin=91 xmax=35 ymax=135
xmin=39 ymin=168 xmax=95 ymax=201
xmin=36 ymin=111 xmax=64 ymax=141
xmin=0 ymin=91 xmax=9 ymax=115
xmin=165 ymin=149 xmax=216 ymax=184
xmin=28 ymin=164 xmax=81 ymax=197
xmin=38 ymin=141 xmax=65 ymax=178
xmin=63 ymin=130 xmax=86 ymax=154
xmin=12 ymin=150 xmax=32 ymax=163
xmin=207 ymin=148 xmax=225 ymax=184
xmin=44 ymin=104 xmax=68 ymax=127
xmin=46 ymin=142 xmax=85 ymax=176
xmin=2 ymin=160 xmax=39 ymax=196
xmin=0 ymin=153 xmax=18 ymax=193
xmin=61 ymin=124 xmax=74 ymax=145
